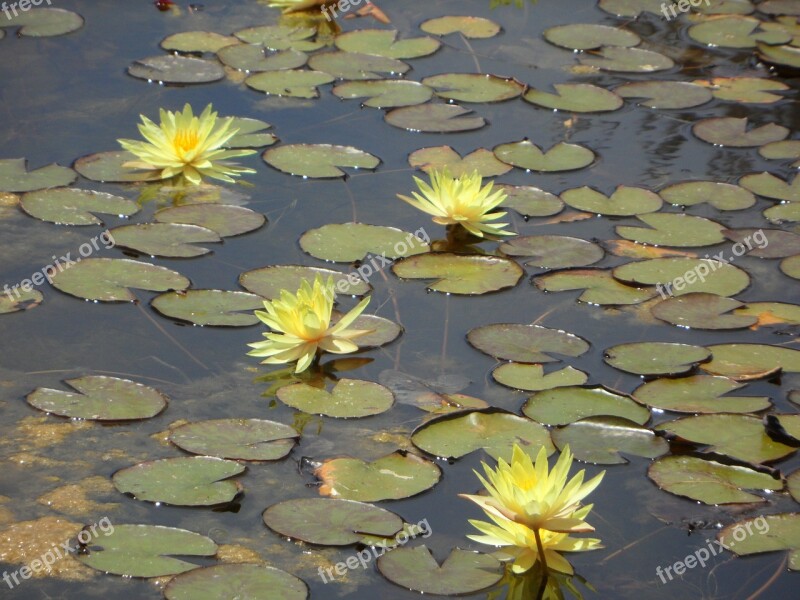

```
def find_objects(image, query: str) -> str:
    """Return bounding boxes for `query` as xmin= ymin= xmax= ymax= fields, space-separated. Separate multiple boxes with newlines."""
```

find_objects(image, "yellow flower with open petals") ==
xmin=247 ymin=275 xmax=371 ymax=373
xmin=397 ymin=169 xmax=513 ymax=238
xmin=118 ymin=103 xmax=256 ymax=185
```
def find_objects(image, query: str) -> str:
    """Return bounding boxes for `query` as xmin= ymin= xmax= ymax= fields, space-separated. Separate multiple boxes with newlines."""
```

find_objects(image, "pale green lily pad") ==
xmin=733 ymin=301 xmax=800 ymax=326
xmin=113 ymin=456 xmax=244 ymax=506
xmin=385 ymin=104 xmax=486 ymax=133
xmin=613 ymin=258 xmax=750 ymax=297
xmin=660 ymin=181 xmax=756 ymax=210
xmin=263 ymin=144 xmax=379 ymax=178
xmin=617 ymin=213 xmax=726 ymax=247
xmin=561 ymin=185 xmax=662 ymax=216
xmin=411 ymin=409 xmax=554 ymax=461
xmin=0 ymin=288 xmax=43 ymax=314
xmin=696 ymin=0 xmax=755 ymax=15
xmin=497 ymin=184 xmax=563 ymax=217
xmin=392 ymin=254 xmax=523 ymax=295
xmin=756 ymin=41 xmax=800 ymax=68
xmin=51 ymin=258 xmax=189 ymax=302
xmin=615 ymin=81 xmax=712 ymax=109
xmin=534 ymin=268 xmax=658 ymax=305
xmin=492 ymin=364 xmax=589 ymax=391
xmin=239 ymin=265 xmax=370 ymax=299
xmin=500 ymin=235 xmax=604 ymax=268
xmin=759 ymin=140 xmax=800 ymax=167
xmin=160 ymin=31 xmax=239 ymax=54
xmin=719 ymin=514 xmax=800 ymax=570
xmin=1 ymin=7 xmax=83 ymax=37
xmin=688 ymin=16 xmax=791 ymax=48
xmin=633 ymin=374 xmax=771 ymax=413
xmin=165 ymin=564 xmax=308 ymax=600
xmin=155 ymin=204 xmax=265 ymax=237
xmin=225 ymin=117 xmax=278 ymax=148
xmin=523 ymin=385 xmax=651 ymax=426
xmin=74 ymin=151 xmax=162 ymax=183
xmin=702 ymin=343 xmax=800 ymax=379
xmin=543 ymin=23 xmax=640 ymax=50
xmin=26 ymin=375 xmax=167 ymax=421
xmin=300 ymin=223 xmax=429 ymax=262
xmin=246 ymin=70 xmax=335 ymax=98
xmin=151 ymin=290 xmax=263 ymax=327
xmin=235 ymin=24 xmax=323 ymax=52
xmin=552 ymin=417 xmax=669 ymax=465
xmin=523 ymin=83 xmax=623 ymax=112
xmin=467 ymin=323 xmax=590 ymax=363
xmin=648 ymin=456 xmax=782 ymax=504
xmin=19 ymin=188 xmax=137 ymax=226
xmin=169 ymin=418 xmax=298 ymax=461
xmin=781 ymin=255 xmax=800 ymax=279
xmin=597 ymin=0 xmax=664 ymax=17
xmin=724 ymin=228 xmax=800 ymax=258
xmin=765 ymin=203 xmax=800 ymax=223
xmin=578 ymin=47 xmax=674 ymax=73
xmin=333 ymin=80 xmax=432 ymax=108
xmin=657 ymin=414 xmax=796 ymax=463
xmin=420 ymin=16 xmax=501 ymax=39
xmin=277 ymin=379 xmax=394 ymax=418
xmin=308 ymin=51 xmax=409 ymax=79
xmin=494 ymin=140 xmax=595 ymax=172
xmin=604 ymin=342 xmax=711 ymax=375
xmin=741 ymin=171 xmax=800 ymax=201
xmin=760 ymin=0 xmax=800 ymax=14
xmin=693 ymin=117 xmax=789 ymax=147
xmin=694 ymin=76 xmax=789 ymax=103
xmin=408 ymin=146 xmax=511 ymax=177
xmin=77 ymin=524 xmax=216 ymax=578
xmin=422 ymin=73 xmax=524 ymax=103
xmin=263 ymin=498 xmax=403 ymax=546
xmin=0 ymin=158 xmax=76 ymax=192
xmin=110 ymin=223 xmax=221 ymax=258
xmin=335 ymin=29 xmax=440 ymax=59
xmin=652 ymin=294 xmax=756 ymax=329
xmin=128 ymin=55 xmax=225 ymax=84
xmin=378 ymin=546 xmax=503 ymax=595
xmin=316 ymin=451 xmax=441 ymax=501
xmin=217 ymin=45 xmax=307 ymax=72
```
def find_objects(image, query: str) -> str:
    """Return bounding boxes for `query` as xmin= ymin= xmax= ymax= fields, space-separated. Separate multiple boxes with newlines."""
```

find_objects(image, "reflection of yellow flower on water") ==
xmin=397 ymin=169 xmax=513 ymax=238
xmin=247 ymin=275 xmax=371 ymax=373
xmin=118 ymin=104 xmax=256 ymax=185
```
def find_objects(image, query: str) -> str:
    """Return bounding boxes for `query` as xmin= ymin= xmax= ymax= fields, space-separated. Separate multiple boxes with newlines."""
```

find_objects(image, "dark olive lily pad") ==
xmin=523 ymin=83 xmax=623 ymax=112
xmin=333 ymin=80 xmax=433 ymax=108
xmin=151 ymin=290 xmax=263 ymax=327
xmin=239 ymin=265 xmax=370 ymax=299
xmin=169 ymin=418 xmax=298 ymax=461
xmin=1 ymin=7 xmax=83 ymax=37
xmin=277 ymin=378 xmax=394 ymax=418
xmin=467 ymin=323 xmax=590 ymax=363
xmin=633 ymin=374 xmax=770 ymax=413
xmin=613 ymin=258 xmax=750 ymax=297
xmin=246 ymin=70 xmax=335 ymax=98
xmin=692 ymin=117 xmax=789 ymax=147
xmin=393 ymin=254 xmax=523 ymax=295
xmin=74 ymin=151 xmax=162 ymax=183
xmin=128 ymin=55 xmax=225 ymax=84
xmin=615 ymin=81 xmax=712 ymax=109
xmin=20 ymin=188 xmax=138 ymax=225
xmin=110 ymin=223 xmax=221 ymax=258
xmin=500 ymin=235 xmax=604 ymax=268
xmin=422 ymin=73 xmax=524 ymax=103
xmin=659 ymin=181 xmax=756 ymax=210
xmin=552 ymin=417 xmax=669 ymax=465
xmin=724 ymin=228 xmax=800 ymax=258
xmin=543 ymin=23 xmax=640 ymax=50
xmin=0 ymin=158 xmax=76 ymax=192
xmin=688 ymin=15 xmax=791 ymax=48
xmin=578 ymin=47 xmax=674 ymax=72
xmin=534 ymin=268 xmax=657 ymax=305
xmin=335 ymin=29 xmax=440 ymax=59
xmin=408 ymin=146 xmax=511 ymax=177
xmin=165 ymin=564 xmax=308 ymax=600
xmin=560 ymin=186 xmax=662 ymax=216
xmin=494 ymin=140 xmax=595 ymax=172
xmin=155 ymin=204 xmax=265 ymax=237
xmin=719 ymin=514 xmax=800 ymax=570
xmin=756 ymin=41 xmax=800 ymax=68
xmin=523 ymin=385 xmax=650 ymax=426
xmin=419 ymin=16 xmax=501 ymax=39
xmin=263 ymin=144 xmax=379 ymax=178
xmin=604 ymin=342 xmax=711 ymax=376
xmin=308 ymin=51 xmax=409 ymax=80
xmin=497 ymin=184 xmax=563 ymax=217
xmin=300 ymin=223 xmax=429 ymax=262
xmin=702 ymin=344 xmax=800 ymax=379
xmin=651 ymin=293 xmax=756 ymax=330
xmin=385 ymin=104 xmax=486 ymax=133
xmin=492 ymin=363 xmax=589 ymax=391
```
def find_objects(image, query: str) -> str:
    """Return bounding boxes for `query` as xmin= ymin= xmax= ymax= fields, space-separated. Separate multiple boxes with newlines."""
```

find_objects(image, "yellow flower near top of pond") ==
xmin=268 ymin=0 xmax=329 ymax=13
xmin=247 ymin=275 xmax=371 ymax=373
xmin=118 ymin=103 xmax=256 ymax=185
xmin=397 ymin=169 xmax=513 ymax=238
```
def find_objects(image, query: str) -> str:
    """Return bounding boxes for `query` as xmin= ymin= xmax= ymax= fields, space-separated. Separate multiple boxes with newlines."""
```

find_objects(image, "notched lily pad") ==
xmin=604 ymin=342 xmax=711 ymax=375
xmin=492 ymin=363 xmax=589 ymax=392
xmin=633 ymin=374 xmax=770 ymax=414
xmin=235 ymin=24 xmax=323 ymax=52
xmin=1 ymin=7 xmax=83 ymax=37
xmin=152 ymin=290 xmax=263 ymax=327
xmin=497 ymin=184 xmax=563 ymax=217
xmin=652 ymin=293 xmax=756 ymax=329
xmin=164 ymin=564 xmax=308 ymax=600
xmin=659 ymin=180 xmax=756 ymax=210
xmin=110 ymin=223 xmax=221 ymax=258
xmin=0 ymin=288 xmax=43 ymax=314
xmin=160 ymin=31 xmax=238 ymax=54
xmin=552 ymin=417 xmax=669 ymax=465
xmin=333 ymin=80 xmax=433 ymax=108
xmin=422 ymin=73 xmax=525 ymax=103
xmin=693 ymin=117 xmax=789 ymax=147
xmin=702 ymin=343 xmax=800 ymax=379
xmin=385 ymin=104 xmax=486 ymax=133
xmin=468 ymin=323 xmax=589 ymax=363
xmin=719 ymin=513 xmax=800 ymax=570
xmin=409 ymin=146 xmax=511 ymax=178
xmin=20 ymin=188 xmax=138 ymax=225
xmin=239 ymin=265 xmax=370 ymax=299
xmin=277 ymin=378 xmax=394 ymax=418
xmin=393 ymin=253 xmax=523 ymax=295
xmin=500 ymin=235 xmax=604 ymax=269
xmin=128 ymin=55 xmax=225 ymax=84
xmin=523 ymin=83 xmax=623 ymax=112
xmin=523 ymin=385 xmax=651 ymax=426
xmin=335 ymin=29 xmax=440 ymax=59
xmin=560 ymin=185 xmax=662 ymax=216
xmin=169 ymin=418 xmax=298 ymax=461
xmin=308 ymin=51 xmax=409 ymax=80
xmin=217 ymin=45 xmax=308 ymax=72
xmin=694 ymin=76 xmax=789 ymax=103
xmin=246 ymin=70 xmax=335 ymax=98
xmin=155 ymin=204 xmax=265 ymax=237
xmin=615 ymin=81 xmax=712 ymax=109
xmin=0 ymin=158 xmax=76 ymax=192
xmin=534 ymin=268 xmax=657 ymax=305
xmin=578 ymin=47 xmax=674 ymax=73
xmin=543 ymin=23 xmax=640 ymax=50
xmin=300 ymin=223 xmax=429 ymax=262
xmin=263 ymin=144 xmax=379 ymax=178
xmin=494 ymin=140 xmax=595 ymax=173
xmin=688 ymin=15 xmax=791 ymax=48
xmin=613 ymin=258 xmax=750 ymax=297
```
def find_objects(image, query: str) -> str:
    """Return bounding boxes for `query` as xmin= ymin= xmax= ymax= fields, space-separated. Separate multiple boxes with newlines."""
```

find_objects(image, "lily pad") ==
xmin=385 ymin=104 xmax=486 ymax=133
xmin=467 ymin=323 xmax=590 ymax=363
xmin=128 ymin=55 xmax=225 ymax=84
xmin=155 ymin=204 xmax=265 ymax=237
xmin=299 ymin=223 xmax=429 ymax=262
xmin=604 ymin=342 xmax=711 ymax=375
xmin=392 ymin=254 xmax=523 ymax=295
xmin=333 ymin=80 xmax=433 ymax=108
xmin=719 ymin=514 xmax=800 ymax=570
xmin=26 ymin=375 xmax=167 ymax=421
xmin=20 ymin=188 xmax=138 ymax=225
xmin=782 ymin=254 xmax=800 ymax=280
xmin=693 ymin=117 xmax=789 ymax=147
xmin=578 ymin=47 xmax=674 ymax=73
xmin=263 ymin=144 xmax=379 ymax=178
xmin=492 ymin=364 xmax=589 ymax=391
xmin=160 ymin=31 xmax=239 ymax=54
xmin=597 ymin=0 xmax=665 ymax=17
xmin=239 ymin=265 xmax=370 ymax=299
xmin=217 ymin=45 xmax=307 ymax=72
xmin=648 ymin=456 xmax=782 ymax=504
xmin=765 ymin=203 xmax=800 ymax=223
xmin=165 ymin=564 xmax=308 ymax=600
xmin=552 ymin=417 xmax=669 ymax=465
xmin=659 ymin=180 xmax=756 ymax=210
xmin=741 ymin=171 xmax=800 ymax=202
xmin=702 ymin=343 xmax=800 ymax=379
xmin=113 ymin=456 xmax=244 ymax=506
xmin=110 ymin=223 xmax=221 ymax=258
xmin=234 ymin=24 xmax=323 ymax=52
xmin=308 ymin=51 xmax=409 ymax=80
xmin=494 ymin=140 xmax=595 ymax=172
xmin=0 ymin=158 xmax=76 ymax=192
xmin=756 ymin=41 xmax=800 ymax=68
xmin=378 ymin=546 xmax=503 ymax=595
xmin=277 ymin=378 xmax=394 ymax=418
xmin=694 ymin=76 xmax=789 ymax=103
xmin=50 ymin=258 xmax=190 ymax=302
xmin=617 ymin=214 xmax=726 ymax=247
xmin=523 ymin=83 xmax=623 ymax=112
xmin=633 ymin=374 xmax=771 ymax=413
xmin=523 ymin=385 xmax=651 ymax=426
xmin=651 ymin=293 xmax=756 ymax=329
xmin=724 ymin=228 xmax=800 ymax=258
xmin=151 ymin=290 xmax=263 ymax=327
xmin=335 ymin=29 xmax=440 ymax=59
xmin=688 ymin=16 xmax=791 ymax=48
xmin=1 ymin=7 xmax=83 ymax=37
xmin=0 ymin=288 xmax=43 ymax=314
xmin=534 ymin=268 xmax=658 ymax=305
xmin=562 ymin=185 xmax=662 ymax=216
xmin=419 ymin=16 xmax=501 ymax=39
xmin=225 ymin=117 xmax=278 ymax=149
xmin=615 ymin=81 xmax=713 ymax=109
xmin=74 ymin=151 xmax=162 ymax=183
xmin=543 ymin=23 xmax=640 ymax=50
xmin=500 ymin=235 xmax=604 ymax=269
xmin=422 ymin=73 xmax=525 ymax=103
xmin=759 ymin=140 xmax=800 ymax=167
xmin=169 ymin=418 xmax=298 ymax=461
xmin=497 ymin=184 xmax=563 ymax=217
xmin=408 ymin=146 xmax=511 ymax=177
xmin=246 ymin=70 xmax=335 ymax=98
xmin=733 ymin=301 xmax=800 ymax=326
xmin=612 ymin=258 xmax=750 ymax=297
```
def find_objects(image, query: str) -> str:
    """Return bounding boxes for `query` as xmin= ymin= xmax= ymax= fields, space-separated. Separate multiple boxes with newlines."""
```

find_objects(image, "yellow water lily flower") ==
xmin=247 ymin=275 xmax=371 ymax=373
xmin=397 ymin=169 xmax=513 ymax=238
xmin=118 ymin=103 xmax=256 ymax=185
xmin=461 ymin=444 xmax=604 ymax=533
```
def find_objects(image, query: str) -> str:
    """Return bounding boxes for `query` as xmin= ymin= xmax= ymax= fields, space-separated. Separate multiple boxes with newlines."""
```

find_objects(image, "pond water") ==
xmin=0 ymin=0 xmax=798 ymax=598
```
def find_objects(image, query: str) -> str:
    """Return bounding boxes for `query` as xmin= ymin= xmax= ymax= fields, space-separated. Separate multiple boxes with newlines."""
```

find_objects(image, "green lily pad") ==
xmin=50 ymin=258 xmax=190 ymax=302
xmin=20 ymin=188 xmax=139 ymax=225
xmin=633 ymin=374 xmax=771 ymax=413
xmin=334 ymin=312 xmax=401 ymax=348
xmin=696 ymin=0 xmax=756 ymax=15
xmin=693 ymin=117 xmax=789 ymax=147
xmin=499 ymin=235 xmax=604 ymax=268
xmin=299 ymin=223 xmax=429 ymax=262
xmin=688 ymin=16 xmax=791 ymax=48
xmin=719 ymin=514 xmax=800 ymax=570
xmin=648 ymin=456 xmax=782 ymax=504
xmin=613 ymin=258 xmax=750 ymax=297
xmin=113 ymin=456 xmax=244 ymax=506
xmin=790 ymin=469 xmax=800 ymax=502
xmin=217 ymin=45 xmax=307 ymax=72
xmin=733 ymin=301 xmax=800 ymax=326
xmin=316 ymin=451 xmax=441 ymax=501
xmin=467 ymin=323 xmax=590 ymax=363
xmin=561 ymin=185 xmax=662 ymax=216
xmin=615 ymin=81 xmax=713 ymax=109
xmin=765 ymin=203 xmax=800 ymax=223
xmin=77 ymin=524 xmax=217 ymax=578
xmin=597 ymin=0 xmax=665 ymax=17
xmin=523 ymin=385 xmax=651 ymax=426
xmin=741 ymin=172 xmax=800 ymax=202
xmin=335 ymin=29 xmax=440 ymax=59
xmin=702 ymin=343 xmax=800 ymax=379
xmin=160 ymin=31 xmax=239 ymax=54
xmin=759 ymin=140 xmax=800 ymax=167
xmin=659 ymin=181 xmax=756 ymax=210
xmin=26 ymin=375 xmax=167 ymax=421
xmin=246 ymin=70 xmax=335 ymax=98
xmin=657 ymin=414 xmax=796 ymax=463
xmin=165 ymin=564 xmax=308 ymax=600
xmin=378 ymin=546 xmax=503 ymax=595
xmin=262 ymin=498 xmax=404 ymax=545
xmin=277 ymin=378 xmax=394 ymax=418
xmin=756 ymin=41 xmax=800 ymax=68
xmin=781 ymin=255 xmax=800 ymax=279
xmin=422 ymin=73 xmax=524 ymax=103
xmin=760 ymin=0 xmax=800 ymax=14
xmin=408 ymin=146 xmax=511 ymax=177
xmin=411 ymin=408 xmax=554 ymax=461
xmin=420 ymin=16 xmax=501 ymax=39
xmin=307 ymin=51 xmax=409 ymax=80
xmin=617 ymin=214 xmax=726 ymax=247
xmin=578 ymin=47 xmax=674 ymax=73
xmin=169 ymin=418 xmax=298 ymax=461
xmin=0 ymin=158 xmax=76 ymax=192
xmin=724 ymin=228 xmax=800 ymax=258
xmin=497 ymin=184 xmax=563 ymax=217
xmin=333 ymin=80 xmax=433 ymax=108
xmin=552 ymin=417 xmax=669 ymax=465
xmin=128 ymin=55 xmax=225 ymax=84
xmin=239 ymin=265 xmax=371 ymax=299
xmin=651 ymin=293 xmax=756 ymax=329
xmin=225 ymin=117 xmax=278 ymax=149
xmin=492 ymin=363 xmax=589 ymax=391
xmin=604 ymin=342 xmax=711 ymax=375
xmin=385 ymin=104 xmax=486 ymax=133
xmin=263 ymin=144 xmax=379 ymax=178
xmin=0 ymin=288 xmax=43 ymax=314
xmin=151 ymin=290 xmax=263 ymax=327
xmin=155 ymin=204 xmax=265 ymax=237
xmin=235 ymin=24 xmax=323 ymax=52
xmin=694 ymin=76 xmax=789 ymax=103
xmin=523 ymin=83 xmax=623 ymax=112
xmin=543 ymin=23 xmax=640 ymax=50
xmin=392 ymin=254 xmax=523 ymax=295
xmin=1 ymin=7 xmax=83 ymax=37
xmin=74 ymin=151 xmax=162 ymax=183
xmin=534 ymin=268 xmax=658 ymax=305
xmin=110 ymin=223 xmax=221 ymax=258
xmin=494 ymin=140 xmax=595 ymax=172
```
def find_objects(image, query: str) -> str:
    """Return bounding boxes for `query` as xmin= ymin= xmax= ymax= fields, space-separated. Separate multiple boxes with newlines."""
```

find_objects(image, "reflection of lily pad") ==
xmin=492 ymin=364 xmax=589 ymax=392
xmin=604 ymin=342 xmax=711 ymax=376
xmin=165 ymin=564 xmax=308 ymax=600
xmin=535 ymin=268 xmax=657 ymax=305
xmin=468 ymin=323 xmax=589 ymax=363
xmin=719 ymin=514 xmax=800 ymax=570
xmin=633 ymin=374 xmax=770 ymax=414
xmin=393 ymin=254 xmax=523 ymax=295
xmin=500 ymin=235 xmax=604 ymax=268
xmin=263 ymin=144 xmax=379 ymax=178
xmin=552 ymin=417 xmax=668 ymax=465
xmin=0 ymin=158 xmax=76 ymax=192
xmin=239 ymin=265 xmax=370 ymax=299
xmin=494 ymin=140 xmax=595 ymax=173
xmin=169 ymin=418 xmax=298 ymax=461
xmin=523 ymin=386 xmax=650 ymax=426
xmin=151 ymin=290 xmax=263 ymax=327
xmin=299 ymin=223 xmax=429 ymax=262
xmin=277 ymin=379 xmax=394 ymax=418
